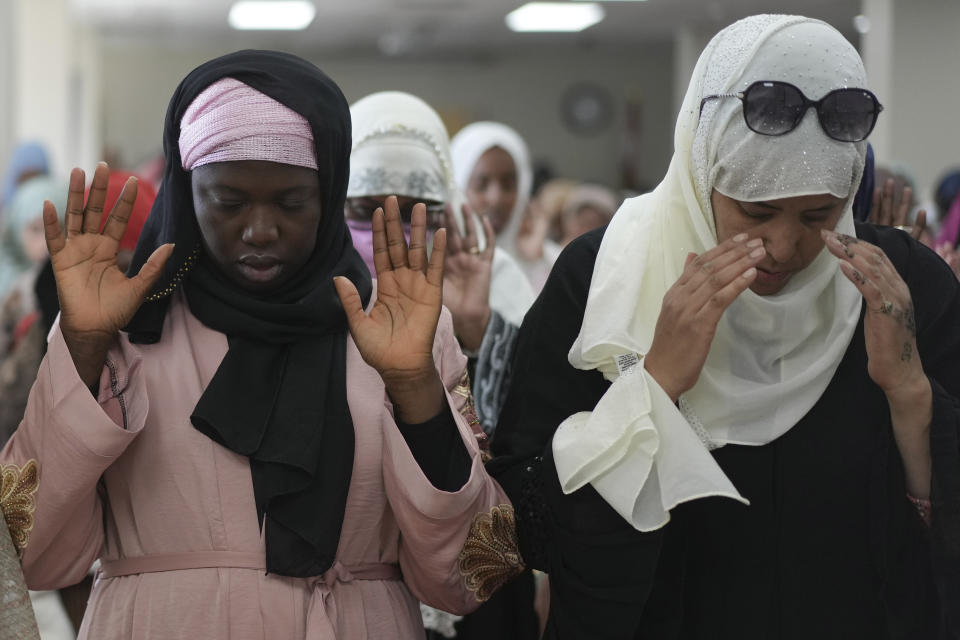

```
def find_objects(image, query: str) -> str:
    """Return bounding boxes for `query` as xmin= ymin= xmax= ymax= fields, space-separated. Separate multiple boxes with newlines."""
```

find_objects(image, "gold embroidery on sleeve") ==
xmin=453 ymin=371 xmax=482 ymax=429
xmin=0 ymin=459 xmax=39 ymax=557
xmin=453 ymin=370 xmax=490 ymax=461
xmin=458 ymin=504 xmax=524 ymax=602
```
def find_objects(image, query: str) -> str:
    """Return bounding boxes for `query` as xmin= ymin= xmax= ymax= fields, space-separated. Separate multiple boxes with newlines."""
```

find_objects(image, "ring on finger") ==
xmin=879 ymin=301 xmax=894 ymax=314
xmin=468 ymin=246 xmax=481 ymax=255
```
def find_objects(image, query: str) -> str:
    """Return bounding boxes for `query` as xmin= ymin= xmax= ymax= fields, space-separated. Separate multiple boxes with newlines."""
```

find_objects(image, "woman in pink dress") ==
xmin=0 ymin=50 xmax=520 ymax=639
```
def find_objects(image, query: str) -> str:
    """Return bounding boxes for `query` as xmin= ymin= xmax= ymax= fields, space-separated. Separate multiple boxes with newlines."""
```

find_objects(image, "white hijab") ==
xmin=553 ymin=15 xmax=867 ymax=531
xmin=450 ymin=122 xmax=533 ymax=255
xmin=349 ymin=91 xmax=453 ymax=203
xmin=349 ymin=94 xmax=535 ymax=327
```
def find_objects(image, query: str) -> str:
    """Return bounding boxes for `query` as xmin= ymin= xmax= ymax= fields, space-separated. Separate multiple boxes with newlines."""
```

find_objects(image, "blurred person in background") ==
xmin=0 ymin=51 xmax=513 ymax=639
xmin=867 ymin=164 xmax=931 ymax=245
xmin=935 ymin=194 xmax=960 ymax=279
xmin=0 ymin=177 xmax=68 ymax=357
xmin=451 ymin=121 xmax=549 ymax=299
xmin=489 ymin=14 xmax=959 ymax=638
xmin=514 ymin=178 xmax=578 ymax=293
xmin=1 ymin=170 xmax=154 ymax=446
xmin=934 ymin=169 xmax=960 ymax=248
xmin=1 ymin=142 xmax=50 ymax=213
xmin=557 ymin=183 xmax=620 ymax=248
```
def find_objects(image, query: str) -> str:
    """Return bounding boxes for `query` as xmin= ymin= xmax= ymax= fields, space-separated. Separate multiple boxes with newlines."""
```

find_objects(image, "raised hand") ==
xmin=514 ymin=199 xmax=550 ymax=262
xmin=334 ymin=196 xmax=448 ymax=423
xmin=868 ymin=177 xmax=928 ymax=242
xmin=822 ymin=229 xmax=925 ymax=395
xmin=935 ymin=242 xmax=960 ymax=280
xmin=442 ymin=203 xmax=494 ymax=352
xmin=45 ymin=163 xmax=173 ymax=385
xmin=822 ymin=228 xmax=932 ymax=498
xmin=642 ymin=234 xmax=766 ymax=402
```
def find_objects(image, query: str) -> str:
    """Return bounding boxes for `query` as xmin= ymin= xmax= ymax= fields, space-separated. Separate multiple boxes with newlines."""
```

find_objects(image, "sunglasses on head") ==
xmin=699 ymin=80 xmax=883 ymax=143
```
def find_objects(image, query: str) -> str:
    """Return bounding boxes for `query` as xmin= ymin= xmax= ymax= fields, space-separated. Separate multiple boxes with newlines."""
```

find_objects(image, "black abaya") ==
xmin=488 ymin=224 xmax=960 ymax=639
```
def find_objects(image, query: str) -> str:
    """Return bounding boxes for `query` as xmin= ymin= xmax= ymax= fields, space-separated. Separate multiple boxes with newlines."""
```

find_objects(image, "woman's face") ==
xmin=465 ymin=146 xmax=518 ymax=235
xmin=563 ymin=205 xmax=610 ymax=244
xmin=192 ymin=160 xmax=322 ymax=293
xmin=711 ymin=189 xmax=846 ymax=296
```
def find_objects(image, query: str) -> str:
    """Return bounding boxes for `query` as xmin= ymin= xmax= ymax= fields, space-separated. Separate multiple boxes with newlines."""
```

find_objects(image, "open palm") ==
xmin=334 ymin=196 xmax=447 ymax=380
xmin=45 ymin=163 xmax=172 ymax=380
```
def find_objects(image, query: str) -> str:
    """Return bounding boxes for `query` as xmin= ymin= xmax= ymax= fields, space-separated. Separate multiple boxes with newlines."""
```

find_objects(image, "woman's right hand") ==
xmin=643 ymin=234 xmax=765 ymax=402
xmin=441 ymin=203 xmax=495 ymax=352
xmin=44 ymin=163 xmax=173 ymax=386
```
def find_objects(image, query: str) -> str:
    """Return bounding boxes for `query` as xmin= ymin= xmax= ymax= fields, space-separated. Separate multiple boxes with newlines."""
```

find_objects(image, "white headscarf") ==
xmin=553 ymin=15 xmax=866 ymax=531
xmin=348 ymin=94 xmax=535 ymax=326
xmin=450 ymin=122 xmax=533 ymax=255
xmin=349 ymin=91 xmax=452 ymax=203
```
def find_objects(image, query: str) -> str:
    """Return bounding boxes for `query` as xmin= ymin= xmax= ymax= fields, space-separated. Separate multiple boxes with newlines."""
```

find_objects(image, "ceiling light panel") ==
xmin=228 ymin=1 xmax=316 ymax=31
xmin=506 ymin=3 xmax=605 ymax=33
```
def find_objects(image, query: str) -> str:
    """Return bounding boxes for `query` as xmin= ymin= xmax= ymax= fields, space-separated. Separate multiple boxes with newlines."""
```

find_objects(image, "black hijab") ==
xmin=125 ymin=50 xmax=372 ymax=577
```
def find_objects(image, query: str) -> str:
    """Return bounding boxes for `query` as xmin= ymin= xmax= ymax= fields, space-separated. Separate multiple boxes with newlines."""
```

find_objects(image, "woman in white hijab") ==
xmin=450 ymin=122 xmax=559 ymax=295
xmin=488 ymin=15 xmax=959 ymax=638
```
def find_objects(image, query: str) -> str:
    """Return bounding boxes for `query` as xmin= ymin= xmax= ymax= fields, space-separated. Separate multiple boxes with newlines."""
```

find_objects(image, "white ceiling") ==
xmin=71 ymin=0 xmax=863 ymax=56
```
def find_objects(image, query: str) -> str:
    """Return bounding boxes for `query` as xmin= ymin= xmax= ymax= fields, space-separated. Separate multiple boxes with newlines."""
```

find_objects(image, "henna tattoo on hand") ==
xmin=901 ymin=341 xmax=913 ymax=362
xmin=892 ymin=304 xmax=917 ymax=337
xmin=837 ymin=234 xmax=859 ymax=258
xmin=851 ymin=269 xmax=866 ymax=285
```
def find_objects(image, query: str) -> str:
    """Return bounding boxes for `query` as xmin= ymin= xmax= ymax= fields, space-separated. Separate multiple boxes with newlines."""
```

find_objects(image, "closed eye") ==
xmin=214 ymin=199 xmax=245 ymax=211
xmin=740 ymin=206 xmax=774 ymax=221
xmin=279 ymin=200 xmax=308 ymax=211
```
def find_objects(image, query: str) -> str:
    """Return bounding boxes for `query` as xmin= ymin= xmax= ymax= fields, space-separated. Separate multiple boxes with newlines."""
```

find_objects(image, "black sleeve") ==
xmin=864 ymin=224 xmax=960 ymax=636
xmin=396 ymin=406 xmax=471 ymax=493
xmin=489 ymin=228 xmax=611 ymax=461
xmin=487 ymin=227 xmax=665 ymax=640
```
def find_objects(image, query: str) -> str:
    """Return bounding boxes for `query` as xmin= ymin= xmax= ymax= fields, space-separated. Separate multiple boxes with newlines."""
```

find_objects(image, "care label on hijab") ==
xmin=615 ymin=353 xmax=640 ymax=376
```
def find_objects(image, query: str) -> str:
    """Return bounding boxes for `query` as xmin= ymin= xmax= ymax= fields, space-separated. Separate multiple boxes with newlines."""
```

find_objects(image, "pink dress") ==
xmin=0 ymin=291 xmax=520 ymax=639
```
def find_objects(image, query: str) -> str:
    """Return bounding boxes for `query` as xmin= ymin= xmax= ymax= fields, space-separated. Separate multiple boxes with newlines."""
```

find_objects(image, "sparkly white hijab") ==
xmin=553 ymin=15 xmax=867 ymax=531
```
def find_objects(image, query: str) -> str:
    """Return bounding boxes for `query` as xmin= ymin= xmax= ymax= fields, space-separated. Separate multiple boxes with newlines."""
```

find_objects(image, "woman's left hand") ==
xmin=335 ymin=196 xmax=448 ymax=422
xmin=823 ymin=228 xmax=933 ymax=498
xmin=824 ymin=229 xmax=924 ymax=395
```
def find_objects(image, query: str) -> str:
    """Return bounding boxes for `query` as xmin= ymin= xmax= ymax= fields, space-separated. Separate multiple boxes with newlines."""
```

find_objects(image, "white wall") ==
xmin=862 ymin=0 xmax=960 ymax=206
xmin=9 ymin=0 xmax=102 ymax=180
xmin=99 ymin=42 xmax=675 ymax=190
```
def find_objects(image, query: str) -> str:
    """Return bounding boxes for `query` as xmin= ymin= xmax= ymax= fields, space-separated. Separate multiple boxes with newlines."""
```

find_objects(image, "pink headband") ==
xmin=178 ymin=77 xmax=318 ymax=171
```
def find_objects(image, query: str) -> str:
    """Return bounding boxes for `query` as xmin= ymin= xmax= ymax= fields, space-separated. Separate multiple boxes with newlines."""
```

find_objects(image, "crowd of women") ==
xmin=0 ymin=12 xmax=957 ymax=640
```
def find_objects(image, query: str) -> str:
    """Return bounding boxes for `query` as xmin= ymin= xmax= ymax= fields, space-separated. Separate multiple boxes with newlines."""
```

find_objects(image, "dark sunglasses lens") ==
xmin=743 ymin=82 xmax=805 ymax=135
xmin=819 ymin=90 xmax=877 ymax=142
